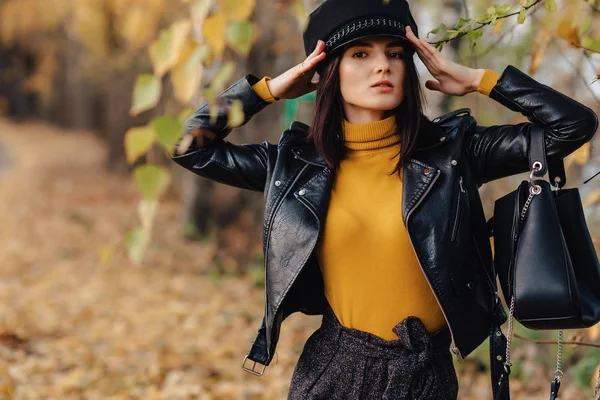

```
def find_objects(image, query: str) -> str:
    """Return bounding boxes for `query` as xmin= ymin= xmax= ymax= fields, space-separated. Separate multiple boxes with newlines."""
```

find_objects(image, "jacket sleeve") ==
xmin=464 ymin=65 xmax=599 ymax=186
xmin=171 ymin=74 xmax=276 ymax=192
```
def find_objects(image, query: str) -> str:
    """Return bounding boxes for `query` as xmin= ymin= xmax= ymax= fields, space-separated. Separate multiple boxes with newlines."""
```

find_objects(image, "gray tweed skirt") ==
xmin=288 ymin=303 xmax=459 ymax=399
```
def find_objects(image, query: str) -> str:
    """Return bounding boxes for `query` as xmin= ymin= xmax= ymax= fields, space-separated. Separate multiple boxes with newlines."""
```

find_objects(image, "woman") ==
xmin=172 ymin=0 xmax=598 ymax=398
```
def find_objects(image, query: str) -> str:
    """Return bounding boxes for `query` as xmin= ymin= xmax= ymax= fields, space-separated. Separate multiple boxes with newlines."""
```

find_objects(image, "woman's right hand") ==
xmin=266 ymin=40 xmax=327 ymax=100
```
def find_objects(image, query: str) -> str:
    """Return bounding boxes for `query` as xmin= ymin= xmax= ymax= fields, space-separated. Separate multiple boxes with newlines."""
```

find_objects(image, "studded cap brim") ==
xmin=324 ymin=17 xmax=416 ymax=57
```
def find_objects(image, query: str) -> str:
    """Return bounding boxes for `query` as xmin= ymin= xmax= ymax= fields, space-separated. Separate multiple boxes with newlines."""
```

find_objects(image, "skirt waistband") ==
xmin=318 ymin=304 xmax=452 ymax=360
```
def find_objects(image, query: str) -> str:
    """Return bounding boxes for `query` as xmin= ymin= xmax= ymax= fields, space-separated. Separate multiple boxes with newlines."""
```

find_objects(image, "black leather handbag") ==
xmin=490 ymin=123 xmax=600 ymax=399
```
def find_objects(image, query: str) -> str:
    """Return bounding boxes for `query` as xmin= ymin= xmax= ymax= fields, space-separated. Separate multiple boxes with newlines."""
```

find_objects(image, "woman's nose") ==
xmin=375 ymin=53 xmax=391 ymax=73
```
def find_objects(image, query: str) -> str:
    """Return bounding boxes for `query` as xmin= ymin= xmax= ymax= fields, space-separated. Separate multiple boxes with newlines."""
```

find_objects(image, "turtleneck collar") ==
xmin=342 ymin=115 xmax=399 ymax=151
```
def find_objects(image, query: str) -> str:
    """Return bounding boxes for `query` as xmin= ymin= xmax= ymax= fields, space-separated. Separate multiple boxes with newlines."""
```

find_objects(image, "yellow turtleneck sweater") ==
xmin=250 ymin=70 xmax=500 ymax=340
xmin=316 ymin=116 xmax=448 ymax=339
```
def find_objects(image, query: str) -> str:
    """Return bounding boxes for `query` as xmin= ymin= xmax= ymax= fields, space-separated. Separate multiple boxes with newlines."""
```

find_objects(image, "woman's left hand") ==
xmin=405 ymin=26 xmax=485 ymax=97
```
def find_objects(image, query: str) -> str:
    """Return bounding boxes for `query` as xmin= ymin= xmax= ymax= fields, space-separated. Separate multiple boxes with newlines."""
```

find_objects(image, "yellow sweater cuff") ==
xmin=477 ymin=69 xmax=501 ymax=96
xmin=252 ymin=76 xmax=278 ymax=103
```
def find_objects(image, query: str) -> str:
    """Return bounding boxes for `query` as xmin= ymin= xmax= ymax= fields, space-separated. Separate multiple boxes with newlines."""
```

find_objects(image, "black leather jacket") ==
xmin=172 ymin=65 xmax=598 ymax=374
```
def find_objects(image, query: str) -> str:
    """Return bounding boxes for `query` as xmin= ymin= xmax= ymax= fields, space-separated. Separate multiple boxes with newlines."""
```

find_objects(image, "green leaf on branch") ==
xmin=455 ymin=18 xmax=470 ymax=30
xmin=427 ymin=23 xmax=446 ymax=39
xmin=446 ymin=29 xmax=460 ymax=39
xmin=151 ymin=116 xmax=182 ymax=154
xmin=134 ymin=165 xmax=170 ymax=200
xmin=467 ymin=29 xmax=484 ymax=49
xmin=476 ymin=14 xmax=492 ymax=24
xmin=124 ymin=126 xmax=155 ymax=164
xmin=545 ymin=0 xmax=557 ymax=12
xmin=126 ymin=229 xmax=150 ymax=265
xmin=518 ymin=7 xmax=526 ymax=24
xmin=495 ymin=4 xmax=513 ymax=16
xmin=581 ymin=37 xmax=600 ymax=53
xmin=226 ymin=21 xmax=255 ymax=56
xmin=130 ymin=74 xmax=162 ymax=116
xmin=582 ymin=36 xmax=595 ymax=49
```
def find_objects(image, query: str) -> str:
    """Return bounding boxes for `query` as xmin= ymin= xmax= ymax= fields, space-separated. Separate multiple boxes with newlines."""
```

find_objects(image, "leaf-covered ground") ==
xmin=0 ymin=118 xmax=595 ymax=399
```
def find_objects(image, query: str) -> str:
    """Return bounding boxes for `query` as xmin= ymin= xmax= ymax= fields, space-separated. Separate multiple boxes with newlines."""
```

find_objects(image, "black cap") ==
xmin=303 ymin=0 xmax=419 ymax=58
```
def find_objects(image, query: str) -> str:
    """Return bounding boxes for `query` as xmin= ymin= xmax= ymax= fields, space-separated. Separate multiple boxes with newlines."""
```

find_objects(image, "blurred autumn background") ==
xmin=1 ymin=0 xmax=600 ymax=398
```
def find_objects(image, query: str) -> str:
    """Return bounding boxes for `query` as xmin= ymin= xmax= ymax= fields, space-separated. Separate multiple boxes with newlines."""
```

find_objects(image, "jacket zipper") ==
xmin=405 ymin=168 xmax=464 ymax=362
xmin=451 ymin=175 xmax=497 ymax=306
xmin=450 ymin=176 xmax=466 ymax=242
xmin=263 ymin=163 xmax=310 ymax=356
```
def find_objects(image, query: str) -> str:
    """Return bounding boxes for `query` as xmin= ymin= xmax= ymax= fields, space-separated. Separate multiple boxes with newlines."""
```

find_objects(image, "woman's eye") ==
xmin=352 ymin=51 xmax=404 ymax=59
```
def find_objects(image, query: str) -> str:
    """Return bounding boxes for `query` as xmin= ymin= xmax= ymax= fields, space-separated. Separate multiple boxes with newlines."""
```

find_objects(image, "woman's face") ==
xmin=338 ymin=35 xmax=407 ymax=123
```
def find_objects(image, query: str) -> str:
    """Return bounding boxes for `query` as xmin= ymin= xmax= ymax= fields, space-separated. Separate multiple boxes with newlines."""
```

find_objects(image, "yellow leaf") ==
xmin=218 ymin=0 xmax=255 ymax=21
xmin=118 ymin=6 xmax=158 ymax=50
xmin=228 ymin=99 xmax=245 ymax=128
xmin=149 ymin=19 xmax=192 ymax=77
xmin=583 ymin=190 xmax=600 ymax=207
xmin=191 ymin=0 xmax=214 ymax=31
xmin=557 ymin=17 xmax=580 ymax=48
xmin=493 ymin=19 xmax=504 ymax=35
xmin=573 ymin=142 xmax=591 ymax=165
xmin=171 ymin=44 xmax=208 ymax=104
xmin=529 ymin=28 xmax=551 ymax=75
xmin=202 ymin=12 xmax=227 ymax=58
xmin=565 ymin=142 xmax=591 ymax=170
xmin=124 ymin=126 xmax=155 ymax=164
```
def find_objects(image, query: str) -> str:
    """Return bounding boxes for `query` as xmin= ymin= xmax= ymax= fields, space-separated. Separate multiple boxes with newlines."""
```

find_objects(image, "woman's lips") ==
xmin=372 ymin=85 xmax=394 ymax=92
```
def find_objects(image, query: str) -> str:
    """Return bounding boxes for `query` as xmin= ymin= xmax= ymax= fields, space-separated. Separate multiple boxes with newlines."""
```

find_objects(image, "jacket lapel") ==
xmin=401 ymin=159 xmax=440 ymax=225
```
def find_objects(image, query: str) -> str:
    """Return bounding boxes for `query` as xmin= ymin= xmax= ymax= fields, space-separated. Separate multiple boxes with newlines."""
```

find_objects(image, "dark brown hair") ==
xmin=307 ymin=42 xmax=429 ymax=176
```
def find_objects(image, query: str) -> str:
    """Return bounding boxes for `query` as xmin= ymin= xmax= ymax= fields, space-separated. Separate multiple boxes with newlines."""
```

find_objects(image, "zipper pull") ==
xmin=451 ymin=339 xmax=464 ymax=362
xmin=459 ymin=176 xmax=466 ymax=193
